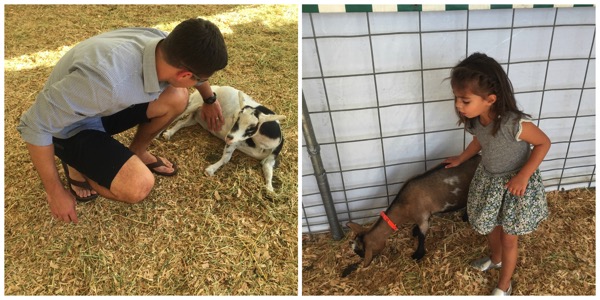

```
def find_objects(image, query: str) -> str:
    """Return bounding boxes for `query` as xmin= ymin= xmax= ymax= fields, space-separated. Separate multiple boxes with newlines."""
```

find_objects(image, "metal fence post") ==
xmin=302 ymin=94 xmax=344 ymax=240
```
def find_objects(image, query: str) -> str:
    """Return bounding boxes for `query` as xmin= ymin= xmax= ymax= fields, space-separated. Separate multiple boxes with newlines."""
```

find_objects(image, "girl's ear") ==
xmin=486 ymin=94 xmax=497 ymax=106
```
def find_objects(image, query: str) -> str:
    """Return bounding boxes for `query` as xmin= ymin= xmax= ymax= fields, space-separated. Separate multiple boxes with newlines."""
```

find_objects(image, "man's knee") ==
xmin=126 ymin=172 xmax=155 ymax=203
xmin=147 ymin=87 xmax=189 ymax=121
xmin=165 ymin=87 xmax=189 ymax=115
xmin=111 ymin=159 xmax=156 ymax=203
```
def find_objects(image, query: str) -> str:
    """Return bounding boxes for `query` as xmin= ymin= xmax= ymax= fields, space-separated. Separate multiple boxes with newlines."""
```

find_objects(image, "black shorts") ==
xmin=53 ymin=103 xmax=150 ymax=189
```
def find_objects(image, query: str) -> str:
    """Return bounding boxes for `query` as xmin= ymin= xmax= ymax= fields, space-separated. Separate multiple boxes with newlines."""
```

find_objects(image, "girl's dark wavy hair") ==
xmin=160 ymin=18 xmax=228 ymax=77
xmin=450 ymin=52 xmax=529 ymax=136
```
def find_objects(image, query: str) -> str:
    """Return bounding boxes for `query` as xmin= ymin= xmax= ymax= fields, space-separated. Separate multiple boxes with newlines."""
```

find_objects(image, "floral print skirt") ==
xmin=467 ymin=164 xmax=548 ymax=235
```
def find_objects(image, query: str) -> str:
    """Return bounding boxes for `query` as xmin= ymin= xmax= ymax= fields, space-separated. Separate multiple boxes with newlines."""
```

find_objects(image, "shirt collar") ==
xmin=142 ymin=38 xmax=163 ymax=93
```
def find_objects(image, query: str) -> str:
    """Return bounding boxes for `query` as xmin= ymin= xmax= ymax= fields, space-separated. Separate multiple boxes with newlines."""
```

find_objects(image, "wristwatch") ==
xmin=203 ymin=92 xmax=217 ymax=104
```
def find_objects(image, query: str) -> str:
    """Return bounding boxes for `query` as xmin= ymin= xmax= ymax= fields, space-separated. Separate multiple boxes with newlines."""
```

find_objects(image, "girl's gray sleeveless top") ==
xmin=467 ymin=112 xmax=532 ymax=176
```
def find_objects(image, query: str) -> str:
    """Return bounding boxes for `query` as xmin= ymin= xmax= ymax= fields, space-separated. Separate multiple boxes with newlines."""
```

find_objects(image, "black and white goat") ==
xmin=163 ymin=86 xmax=285 ymax=192
xmin=347 ymin=155 xmax=481 ymax=267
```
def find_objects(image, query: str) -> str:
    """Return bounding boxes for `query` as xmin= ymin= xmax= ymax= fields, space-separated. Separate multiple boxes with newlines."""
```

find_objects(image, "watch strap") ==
xmin=203 ymin=92 xmax=217 ymax=104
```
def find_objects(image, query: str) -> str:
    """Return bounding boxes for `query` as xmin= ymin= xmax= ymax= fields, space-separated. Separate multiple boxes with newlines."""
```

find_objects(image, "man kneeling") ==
xmin=18 ymin=18 xmax=228 ymax=223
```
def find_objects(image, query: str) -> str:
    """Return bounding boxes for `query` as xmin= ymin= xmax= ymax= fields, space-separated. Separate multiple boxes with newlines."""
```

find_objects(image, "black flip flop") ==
xmin=61 ymin=161 xmax=99 ymax=202
xmin=145 ymin=154 xmax=178 ymax=176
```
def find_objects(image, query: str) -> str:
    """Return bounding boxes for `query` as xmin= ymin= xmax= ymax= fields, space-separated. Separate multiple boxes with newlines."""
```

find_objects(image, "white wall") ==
xmin=301 ymin=7 xmax=596 ymax=234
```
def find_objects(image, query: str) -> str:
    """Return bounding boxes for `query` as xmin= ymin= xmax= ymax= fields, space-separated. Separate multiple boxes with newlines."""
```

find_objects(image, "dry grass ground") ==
xmin=5 ymin=5 xmax=298 ymax=295
xmin=302 ymin=188 xmax=595 ymax=296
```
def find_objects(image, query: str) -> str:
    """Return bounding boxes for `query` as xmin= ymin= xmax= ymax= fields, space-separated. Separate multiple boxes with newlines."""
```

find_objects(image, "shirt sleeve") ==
xmin=505 ymin=112 xmax=533 ymax=142
xmin=515 ymin=118 xmax=533 ymax=142
xmin=17 ymin=67 xmax=113 ymax=146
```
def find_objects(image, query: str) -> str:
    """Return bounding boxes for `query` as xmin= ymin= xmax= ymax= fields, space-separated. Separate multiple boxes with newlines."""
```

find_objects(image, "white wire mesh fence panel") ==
xmin=302 ymin=6 xmax=595 ymax=234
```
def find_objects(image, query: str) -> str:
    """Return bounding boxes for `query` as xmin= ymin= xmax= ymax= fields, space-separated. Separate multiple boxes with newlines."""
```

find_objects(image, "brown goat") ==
xmin=347 ymin=155 xmax=481 ymax=267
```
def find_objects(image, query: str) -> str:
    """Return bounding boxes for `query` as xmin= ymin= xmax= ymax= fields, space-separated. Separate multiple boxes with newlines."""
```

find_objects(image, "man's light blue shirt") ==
xmin=18 ymin=27 xmax=171 ymax=146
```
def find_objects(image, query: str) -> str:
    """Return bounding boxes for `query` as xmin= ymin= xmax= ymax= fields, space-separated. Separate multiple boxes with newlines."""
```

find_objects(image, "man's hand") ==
xmin=26 ymin=143 xmax=79 ymax=224
xmin=201 ymin=100 xmax=225 ymax=132
xmin=47 ymin=188 xmax=79 ymax=223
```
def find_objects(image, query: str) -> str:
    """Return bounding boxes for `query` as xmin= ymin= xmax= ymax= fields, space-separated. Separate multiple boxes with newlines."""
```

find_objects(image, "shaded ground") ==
xmin=5 ymin=4 xmax=298 ymax=295
xmin=302 ymin=188 xmax=595 ymax=296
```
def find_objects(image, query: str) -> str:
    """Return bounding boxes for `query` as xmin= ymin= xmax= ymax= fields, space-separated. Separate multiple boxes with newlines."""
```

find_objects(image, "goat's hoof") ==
xmin=263 ymin=189 xmax=276 ymax=201
xmin=265 ymin=185 xmax=275 ymax=193
xmin=461 ymin=211 xmax=469 ymax=222
xmin=265 ymin=189 xmax=276 ymax=197
xmin=162 ymin=132 xmax=172 ymax=140
xmin=411 ymin=251 xmax=425 ymax=260
xmin=204 ymin=167 xmax=217 ymax=176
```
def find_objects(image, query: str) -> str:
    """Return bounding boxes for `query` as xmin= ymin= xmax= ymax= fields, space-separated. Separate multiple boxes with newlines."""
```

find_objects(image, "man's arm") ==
xmin=26 ymin=143 xmax=79 ymax=223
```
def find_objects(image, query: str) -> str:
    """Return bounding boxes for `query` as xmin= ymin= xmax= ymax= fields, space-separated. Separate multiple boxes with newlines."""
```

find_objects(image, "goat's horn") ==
xmin=259 ymin=114 xmax=286 ymax=122
xmin=238 ymin=91 xmax=245 ymax=108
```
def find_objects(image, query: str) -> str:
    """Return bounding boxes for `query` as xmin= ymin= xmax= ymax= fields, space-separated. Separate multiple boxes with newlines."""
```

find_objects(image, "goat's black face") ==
xmin=352 ymin=234 xmax=366 ymax=258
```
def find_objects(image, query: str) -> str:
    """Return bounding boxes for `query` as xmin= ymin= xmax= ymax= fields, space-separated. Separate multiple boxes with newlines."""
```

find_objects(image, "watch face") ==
xmin=204 ymin=93 xmax=217 ymax=104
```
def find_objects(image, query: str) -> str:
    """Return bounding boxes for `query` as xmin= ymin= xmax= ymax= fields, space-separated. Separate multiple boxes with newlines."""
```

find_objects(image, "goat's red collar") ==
xmin=380 ymin=211 xmax=398 ymax=231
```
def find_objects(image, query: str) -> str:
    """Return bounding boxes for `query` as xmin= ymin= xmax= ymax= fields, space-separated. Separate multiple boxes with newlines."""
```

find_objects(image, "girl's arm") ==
xmin=506 ymin=122 xmax=551 ymax=196
xmin=444 ymin=136 xmax=482 ymax=168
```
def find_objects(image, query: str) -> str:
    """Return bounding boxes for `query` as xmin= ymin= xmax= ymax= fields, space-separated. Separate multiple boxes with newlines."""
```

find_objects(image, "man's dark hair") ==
xmin=161 ymin=18 xmax=228 ymax=76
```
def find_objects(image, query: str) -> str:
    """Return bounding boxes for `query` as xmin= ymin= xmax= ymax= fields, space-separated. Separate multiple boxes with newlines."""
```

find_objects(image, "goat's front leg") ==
xmin=261 ymin=154 xmax=276 ymax=192
xmin=205 ymin=144 xmax=237 ymax=176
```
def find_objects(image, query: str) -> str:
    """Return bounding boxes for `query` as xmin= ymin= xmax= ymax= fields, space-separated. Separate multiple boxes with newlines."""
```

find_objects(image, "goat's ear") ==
xmin=346 ymin=222 xmax=367 ymax=235
xmin=237 ymin=91 xmax=245 ymax=108
xmin=363 ymin=248 xmax=374 ymax=267
xmin=259 ymin=114 xmax=286 ymax=123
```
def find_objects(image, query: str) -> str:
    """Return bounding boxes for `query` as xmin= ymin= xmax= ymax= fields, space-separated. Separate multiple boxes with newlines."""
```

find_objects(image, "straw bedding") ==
xmin=5 ymin=5 xmax=298 ymax=295
xmin=302 ymin=188 xmax=595 ymax=296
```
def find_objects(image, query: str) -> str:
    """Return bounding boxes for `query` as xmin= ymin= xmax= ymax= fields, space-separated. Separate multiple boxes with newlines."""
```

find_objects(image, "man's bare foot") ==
xmin=62 ymin=163 xmax=98 ymax=201
xmin=138 ymin=152 xmax=178 ymax=176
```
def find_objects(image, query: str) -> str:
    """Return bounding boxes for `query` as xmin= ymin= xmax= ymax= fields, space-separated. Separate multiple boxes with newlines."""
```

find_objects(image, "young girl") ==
xmin=443 ymin=53 xmax=550 ymax=296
